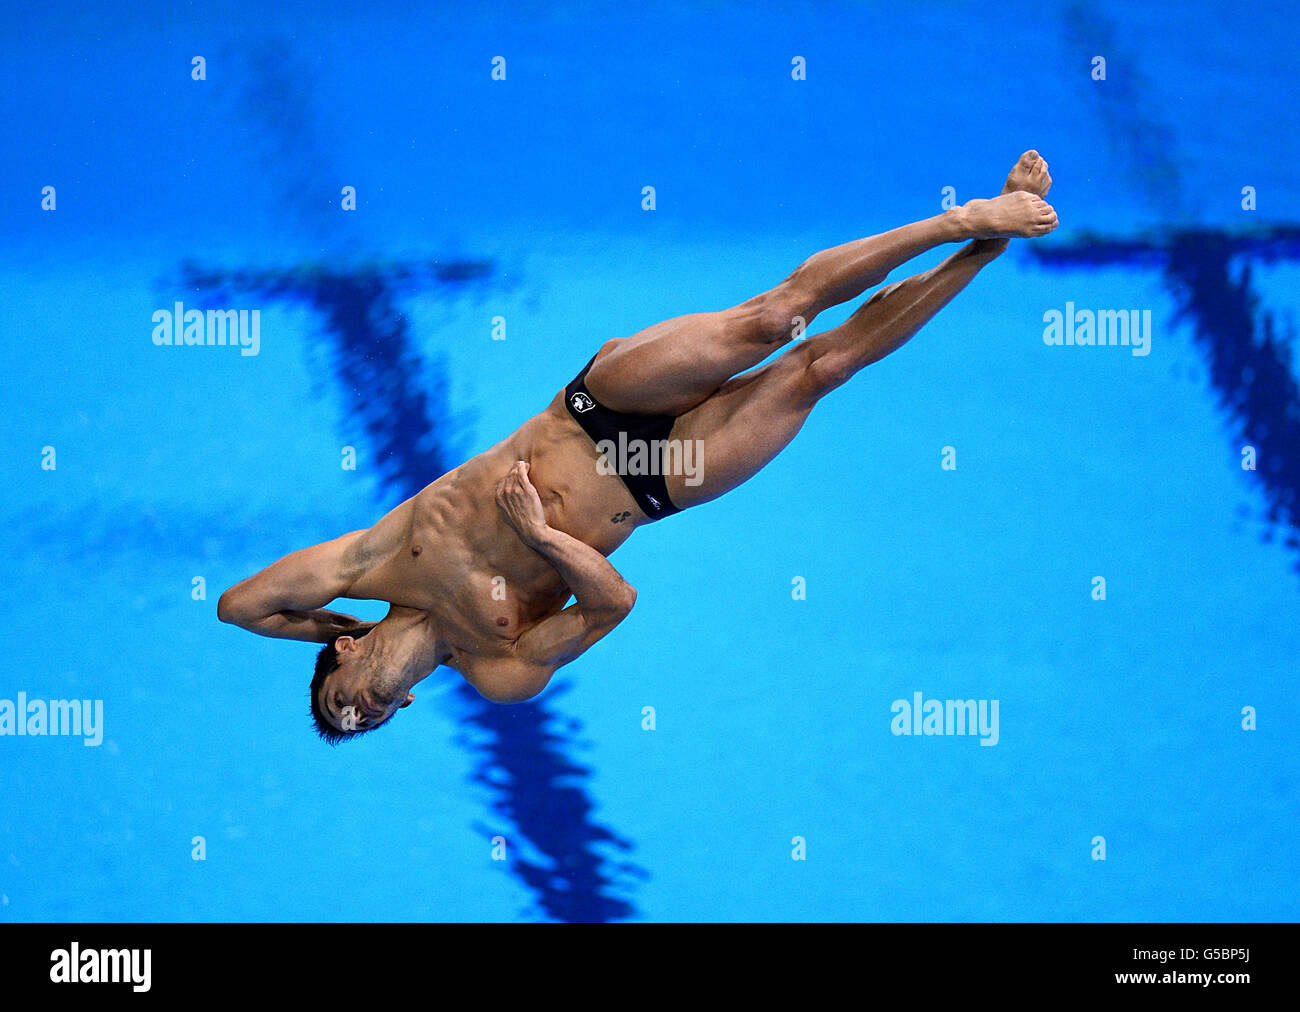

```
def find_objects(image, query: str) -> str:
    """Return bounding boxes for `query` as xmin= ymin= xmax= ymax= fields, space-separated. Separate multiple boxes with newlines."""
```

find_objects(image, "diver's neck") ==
xmin=382 ymin=607 xmax=446 ymax=684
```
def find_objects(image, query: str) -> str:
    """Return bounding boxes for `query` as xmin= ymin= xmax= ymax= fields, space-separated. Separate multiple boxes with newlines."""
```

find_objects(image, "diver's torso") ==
xmin=349 ymin=390 xmax=646 ymax=652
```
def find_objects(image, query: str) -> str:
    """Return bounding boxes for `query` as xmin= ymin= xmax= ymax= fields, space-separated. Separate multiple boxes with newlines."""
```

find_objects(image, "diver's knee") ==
xmin=755 ymin=283 xmax=818 ymax=345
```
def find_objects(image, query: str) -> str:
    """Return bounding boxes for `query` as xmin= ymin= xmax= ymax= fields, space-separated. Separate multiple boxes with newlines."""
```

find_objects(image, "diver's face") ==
xmin=319 ymin=635 xmax=415 ymax=734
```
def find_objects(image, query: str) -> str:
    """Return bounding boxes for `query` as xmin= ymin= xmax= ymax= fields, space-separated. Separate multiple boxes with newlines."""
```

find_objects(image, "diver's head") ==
xmin=310 ymin=623 xmax=415 ymax=745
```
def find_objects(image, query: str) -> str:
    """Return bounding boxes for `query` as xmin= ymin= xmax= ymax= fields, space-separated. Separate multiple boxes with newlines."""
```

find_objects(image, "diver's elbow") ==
xmin=216 ymin=590 xmax=242 ymax=625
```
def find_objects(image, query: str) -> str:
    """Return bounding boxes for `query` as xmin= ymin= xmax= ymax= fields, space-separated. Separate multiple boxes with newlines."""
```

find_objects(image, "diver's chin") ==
xmin=365 ymin=680 xmax=406 ymax=711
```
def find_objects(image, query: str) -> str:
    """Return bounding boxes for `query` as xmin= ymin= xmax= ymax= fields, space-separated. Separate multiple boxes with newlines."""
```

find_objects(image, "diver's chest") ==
xmin=443 ymin=571 xmax=567 ymax=646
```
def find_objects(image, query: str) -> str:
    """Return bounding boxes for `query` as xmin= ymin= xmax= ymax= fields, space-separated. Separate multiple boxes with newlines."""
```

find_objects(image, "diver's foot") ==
xmin=1003 ymin=150 xmax=1052 ymax=197
xmin=959 ymin=191 xmax=1058 ymax=239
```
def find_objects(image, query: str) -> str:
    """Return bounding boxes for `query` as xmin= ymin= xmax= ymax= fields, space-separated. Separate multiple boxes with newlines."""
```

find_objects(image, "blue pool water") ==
xmin=2 ymin=0 xmax=1297 ymax=922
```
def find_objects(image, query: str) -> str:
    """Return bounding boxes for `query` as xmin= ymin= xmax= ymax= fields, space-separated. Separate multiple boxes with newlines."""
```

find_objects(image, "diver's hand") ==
xmin=495 ymin=460 xmax=550 ymax=549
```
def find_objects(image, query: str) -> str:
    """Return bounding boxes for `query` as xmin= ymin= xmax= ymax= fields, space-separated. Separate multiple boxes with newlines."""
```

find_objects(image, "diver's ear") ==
xmin=399 ymin=693 xmax=415 ymax=708
xmin=334 ymin=635 xmax=356 ymax=652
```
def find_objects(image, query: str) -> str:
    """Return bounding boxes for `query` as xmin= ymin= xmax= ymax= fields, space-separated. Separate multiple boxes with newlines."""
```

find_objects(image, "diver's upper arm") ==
xmin=460 ymin=654 xmax=556 ymax=704
xmin=218 ymin=530 xmax=368 ymax=625
xmin=515 ymin=599 xmax=632 ymax=667
xmin=454 ymin=596 xmax=636 ymax=704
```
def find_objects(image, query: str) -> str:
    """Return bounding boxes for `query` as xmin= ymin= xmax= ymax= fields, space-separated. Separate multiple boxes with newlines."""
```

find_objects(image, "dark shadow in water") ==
xmin=458 ymin=681 xmax=645 ymax=922
xmin=174 ymin=259 xmax=645 ymax=920
xmin=1048 ymin=5 xmax=1300 ymax=571
xmin=1028 ymin=226 xmax=1300 ymax=569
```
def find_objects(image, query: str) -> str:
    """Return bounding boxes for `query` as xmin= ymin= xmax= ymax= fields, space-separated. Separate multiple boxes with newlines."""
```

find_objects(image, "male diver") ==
xmin=218 ymin=151 xmax=1056 ymax=742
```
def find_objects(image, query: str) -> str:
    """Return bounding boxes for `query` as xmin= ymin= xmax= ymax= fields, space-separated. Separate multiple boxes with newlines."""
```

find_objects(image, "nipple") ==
xmin=496 ymin=617 xmax=508 ymax=627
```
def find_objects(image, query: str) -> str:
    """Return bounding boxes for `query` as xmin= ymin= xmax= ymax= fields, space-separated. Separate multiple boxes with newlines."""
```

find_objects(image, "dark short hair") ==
xmin=310 ymin=625 xmax=393 ymax=746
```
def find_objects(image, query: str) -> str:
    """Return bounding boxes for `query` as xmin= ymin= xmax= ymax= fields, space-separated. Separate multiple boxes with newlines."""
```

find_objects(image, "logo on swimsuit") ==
xmin=570 ymin=391 xmax=596 ymax=413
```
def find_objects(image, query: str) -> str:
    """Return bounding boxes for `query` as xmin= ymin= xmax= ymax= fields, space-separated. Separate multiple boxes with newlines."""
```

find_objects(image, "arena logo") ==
xmin=890 ymin=692 xmax=999 ymax=746
xmin=1042 ymin=301 xmax=1152 ymax=356
xmin=49 ymin=943 xmax=151 ymax=992
xmin=594 ymin=434 xmax=704 ymax=486
xmin=0 ymin=693 xmax=104 ymax=746
xmin=151 ymin=302 xmax=261 ymax=356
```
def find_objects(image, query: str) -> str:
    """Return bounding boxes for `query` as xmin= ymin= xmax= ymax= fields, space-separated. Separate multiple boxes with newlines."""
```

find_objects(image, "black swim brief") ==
xmin=564 ymin=354 xmax=683 ymax=522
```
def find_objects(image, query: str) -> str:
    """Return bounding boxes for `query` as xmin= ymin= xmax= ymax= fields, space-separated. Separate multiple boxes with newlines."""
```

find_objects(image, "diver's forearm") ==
xmin=232 ymin=608 xmax=369 ymax=643
xmin=529 ymin=527 xmax=636 ymax=618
